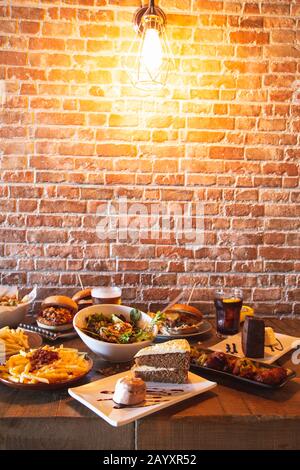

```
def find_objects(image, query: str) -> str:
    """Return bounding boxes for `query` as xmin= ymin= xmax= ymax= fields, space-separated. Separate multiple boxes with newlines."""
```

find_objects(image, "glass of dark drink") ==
xmin=214 ymin=288 xmax=243 ymax=338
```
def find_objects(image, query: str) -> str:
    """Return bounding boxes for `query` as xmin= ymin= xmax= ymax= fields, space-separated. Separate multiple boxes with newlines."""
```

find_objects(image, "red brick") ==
xmin=109 ymin=114 xmax=139 ymax=127
xmin=245 ymin=148 xmax=281 ymax=161
xmin=181 ymin=160 xmax=224 ymax=174
xmin=11 ymin=7 xmax=45 ymax=20
xmin=35 ymin=127 xmax=75 ymax=139
xmin=288 ymin=290 xmax=300 ymax=302
xmin=263 ymin=163 xmax=298 ymax=177
xmin=105 ymin=174 xmax=135 ymax=185
xmin=0 ymin=20 xmax=17 ymax=34
xmin=265 ymin=45 xmax=300 ymax=59
xmin=225 ymin=161 xmax=260 ymax=174
xmin=261 ymin=4 xmax=290 ymax=16
xmin=230 ymin=31 xmax=269 ymax=44
xmin=31 ymin=157 xmax=74 ymax=172
xmin=88 ymin=114 xmax=107 ymax=126
xmin=240 ymin=17 xmax=263 ymax=28
xmin=7 ymin=67 xmax=46 ymax=81
xmin=253 ymin=288 xmax=282 ymax=301
xmin=236 ymin=76 xmax=262 ymax=89
xmin=29 ymin=38 xmax=65 ymax=50
xmin=48 ymin=68 xmax=86 ymax=83
xmin=209 ymin=146 xmax=244 ymax=160
xmin=37 ymin=113 xmax=85 ymax=126
xmin=80 ymin=24 xmax=119 ymax=38
xmin=27 ymin=230 xmax=68 ymax=244
xmin=0 ymin=51 xmax=27 ymax=65
xmin=260 ymin=247 xmax=299 ymax=261
xmin=87 ymin=70 xmax=111 ymax=84
xmin=42 ymin=22 xmax=75 ymax=36
xmin=188 ymin=117 xmax=235 ymax=130
xmin=186 ymin=131 xmax=225 ymax=143
xmin=97 ymin=144 xmax=137 ymax=157
xmin=86 ymin=40 xmax=113 ymax=52
xmin=58 ymin=143 xmax=95 ymax=156
xmin=10 ymin=185 xmax=43 ymax=199
xmin=0 ymin=229 xmax=26 ymax=242
xmin=66 ymin=39 xmax=86 ymax=51
xmin=60 ymin=8 xmax=77 ymax=20
xmin=81 ymin=188 xmax=113 ymax=200
xmin=118 ymin=260 xmax=149 ymax=272
xmin=272 ymin=30 xmax=296 ymax=44
xmin=40 ymin=200 xmax=86 ymax=214
xmin=30 ymin=98 xmax=60 ymax=109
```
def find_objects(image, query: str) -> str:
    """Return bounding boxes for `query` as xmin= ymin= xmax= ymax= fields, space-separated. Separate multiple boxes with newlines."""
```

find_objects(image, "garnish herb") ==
xmin=150 ymin=311 xmax=166 ymax=328
xmin=130 ymin=308 xmax=141 ymax=325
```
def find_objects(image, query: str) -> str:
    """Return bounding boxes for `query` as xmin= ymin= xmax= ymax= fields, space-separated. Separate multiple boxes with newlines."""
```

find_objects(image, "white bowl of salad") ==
xmin=73 ymin=304 xmax=160 ymax=363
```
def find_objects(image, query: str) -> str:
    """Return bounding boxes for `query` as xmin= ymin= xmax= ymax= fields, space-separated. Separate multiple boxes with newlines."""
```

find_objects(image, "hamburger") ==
xmin=37 ymin=296 xmax=78 ymax=331
xmin=72 ymin=288 xmax=93 ymax=310
xmin=161 ymin=304 xmax=203 ymax=335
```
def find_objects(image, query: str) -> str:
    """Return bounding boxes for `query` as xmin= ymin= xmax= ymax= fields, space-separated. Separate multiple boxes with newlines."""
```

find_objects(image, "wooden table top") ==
xmin=1 ymin=318 xmax=300 ymax=450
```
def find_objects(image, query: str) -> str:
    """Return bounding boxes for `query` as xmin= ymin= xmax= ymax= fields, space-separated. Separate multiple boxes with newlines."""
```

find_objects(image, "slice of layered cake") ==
xmin=132 ymin=339 xmax=190 ymax=384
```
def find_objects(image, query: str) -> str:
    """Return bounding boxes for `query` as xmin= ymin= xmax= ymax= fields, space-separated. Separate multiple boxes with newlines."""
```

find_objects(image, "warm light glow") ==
xmin=141 ymin=28 xmax=163 ymax=76
xmin=123 ymin=5 xmax=175 ymax=91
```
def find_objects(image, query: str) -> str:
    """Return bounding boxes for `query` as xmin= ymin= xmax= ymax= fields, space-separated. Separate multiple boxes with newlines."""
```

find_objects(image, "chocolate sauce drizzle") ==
xmin=97 ymin=387 xmax=185 ymax=409
xmin=266 ymin=337 xmax=284 ymax=352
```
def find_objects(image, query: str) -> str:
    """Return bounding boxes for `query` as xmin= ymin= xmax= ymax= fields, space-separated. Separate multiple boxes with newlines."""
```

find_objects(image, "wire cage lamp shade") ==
xmin=122 ymin=1 xmax=175 ymax=92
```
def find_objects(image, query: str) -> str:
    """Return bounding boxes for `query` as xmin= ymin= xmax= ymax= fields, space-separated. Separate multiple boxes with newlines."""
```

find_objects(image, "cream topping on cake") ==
xmin=135 ymin=339 xmax=190 ymax=357
xmin=133 ymin=365 xmax=176 ymax=371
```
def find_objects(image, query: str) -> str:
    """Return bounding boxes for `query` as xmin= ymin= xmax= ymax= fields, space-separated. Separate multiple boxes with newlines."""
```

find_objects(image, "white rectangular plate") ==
xmin=210 ymin=331 xmax=299 ymax=364
xmin=69 ymin=371 xmax=216 ymax=427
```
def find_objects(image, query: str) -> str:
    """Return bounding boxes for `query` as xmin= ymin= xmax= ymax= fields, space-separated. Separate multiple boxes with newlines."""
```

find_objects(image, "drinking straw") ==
xmin=77 ymin=273 xmax=84 ymax=290
xmin=187 ymin=282 xmax=197 ymax=306
xmin=161 ymin=291 xmax=184 ymax=313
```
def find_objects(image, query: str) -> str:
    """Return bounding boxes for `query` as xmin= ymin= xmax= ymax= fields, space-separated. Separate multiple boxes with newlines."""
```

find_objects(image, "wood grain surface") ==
xmin=0 ymin=319 xmax=299 ymax=450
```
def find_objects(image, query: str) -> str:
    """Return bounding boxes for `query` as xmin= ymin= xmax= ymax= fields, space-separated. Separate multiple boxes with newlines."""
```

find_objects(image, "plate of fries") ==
xmin=0 ymin=345 xmax=93 ymax=390
xmin=0 ymin=326 xmax=42 ymax=359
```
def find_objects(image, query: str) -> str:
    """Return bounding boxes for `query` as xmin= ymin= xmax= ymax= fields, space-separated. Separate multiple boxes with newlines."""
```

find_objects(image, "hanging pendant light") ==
xmin=123 ymin=0 xmax=174 ymax=91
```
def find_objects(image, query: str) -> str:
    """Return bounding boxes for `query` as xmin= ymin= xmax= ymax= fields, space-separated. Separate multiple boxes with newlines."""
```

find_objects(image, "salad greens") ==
xmin=81 ymin=308 xmax=162 ymax=344
xmin=150 ymin=310 xmax=165 ymax=327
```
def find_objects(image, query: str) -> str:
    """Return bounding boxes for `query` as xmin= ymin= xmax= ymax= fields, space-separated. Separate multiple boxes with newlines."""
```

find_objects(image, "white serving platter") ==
xmin=210 ymin=331 xmax=300 ymax=364
xmin=68 ymin=371 xmax=216 ymax=427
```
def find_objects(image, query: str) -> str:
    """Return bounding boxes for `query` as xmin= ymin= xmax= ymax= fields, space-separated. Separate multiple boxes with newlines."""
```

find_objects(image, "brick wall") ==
xmin=0 ymin=0 xmax=299 ymax=316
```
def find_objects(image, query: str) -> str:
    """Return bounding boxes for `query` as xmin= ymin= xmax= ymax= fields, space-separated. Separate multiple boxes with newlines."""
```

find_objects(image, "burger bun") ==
xmin=41 ymin=295 xmax=78 ymax=314
xmin=165 ymin=303 xmax=203 ymax=321
xmin=162 ymin=303 xmax=204 ymax=335
xmin=36 ymin=319 xmax=74 ymax=332
xmin=72 ymin=288 xmax=92 ymax=303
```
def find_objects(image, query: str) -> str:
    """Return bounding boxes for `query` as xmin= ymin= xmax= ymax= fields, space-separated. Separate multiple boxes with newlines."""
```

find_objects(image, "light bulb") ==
xmin=141 ymin=28 xmax=163 ymax=75
xmin=123 ymin=5 xmax=175 ymax=90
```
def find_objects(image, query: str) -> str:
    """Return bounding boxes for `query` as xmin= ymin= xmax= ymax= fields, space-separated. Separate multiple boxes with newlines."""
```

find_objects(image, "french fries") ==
xmin=0 ymin=326 xmax=29 ymax=356
xmin=0 ymin=345 xmax=91 ymax=385
xmin=0 ymin=295 xmax=21 ymax=307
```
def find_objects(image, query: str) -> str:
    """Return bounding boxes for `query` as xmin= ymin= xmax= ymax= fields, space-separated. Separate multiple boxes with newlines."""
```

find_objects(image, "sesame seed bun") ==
xmin=72 ymin=288 xmax=92 ymax=303
xmin=41 ymin=295 xmax=78 ymax=314
xmin=165 ymin=304 xmax=203 ymax=321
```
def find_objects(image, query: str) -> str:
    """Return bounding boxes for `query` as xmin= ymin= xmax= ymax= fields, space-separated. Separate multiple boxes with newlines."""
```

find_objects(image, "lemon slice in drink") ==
xmin=223 ymin=297 xmax=241 ymax=303
xmin=240 ymin=305 xmax=254 ymax=323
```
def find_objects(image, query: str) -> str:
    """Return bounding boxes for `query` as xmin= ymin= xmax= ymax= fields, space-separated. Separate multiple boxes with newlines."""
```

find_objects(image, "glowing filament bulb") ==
xmin=141 ymin=28 xmax=163 ymax=74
